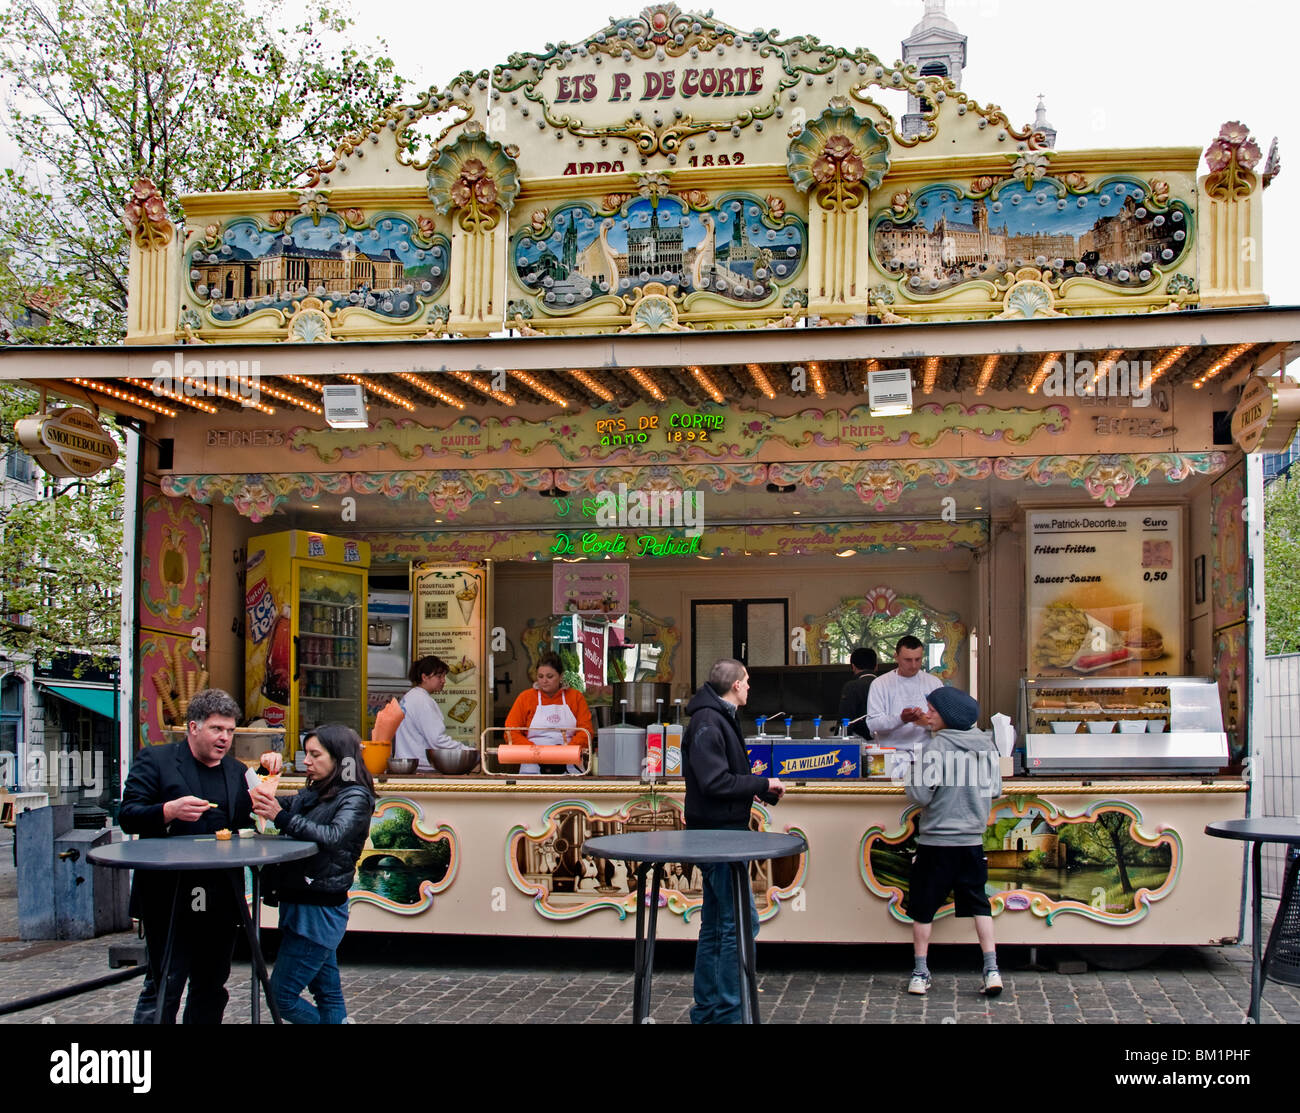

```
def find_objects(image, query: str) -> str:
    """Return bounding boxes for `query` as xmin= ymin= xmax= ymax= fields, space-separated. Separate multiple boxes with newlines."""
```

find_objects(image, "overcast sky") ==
xmin=4 ymin=0 xmax=1295 ymax=304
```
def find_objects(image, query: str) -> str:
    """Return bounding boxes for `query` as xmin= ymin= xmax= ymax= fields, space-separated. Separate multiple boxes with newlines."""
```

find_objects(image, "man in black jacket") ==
xmin=838 ymin=646 xmax=878 ymax=741
xmin=682 ymin=658 xmax=784 ymax=1023
xmin=119 ymin=688 xmax=252 ymax=1023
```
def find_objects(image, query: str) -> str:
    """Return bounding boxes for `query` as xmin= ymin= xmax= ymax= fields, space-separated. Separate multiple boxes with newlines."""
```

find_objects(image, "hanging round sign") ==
xmin=1231 ymin=377 xmax=1300 ymax=455
xmin=14 ymin=406 xmax=120 ymax=478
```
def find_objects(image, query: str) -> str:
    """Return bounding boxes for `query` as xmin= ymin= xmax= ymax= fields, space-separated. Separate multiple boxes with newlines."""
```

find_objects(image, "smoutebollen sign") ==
xmin=15 ymin=406 xmax=120 ymax=478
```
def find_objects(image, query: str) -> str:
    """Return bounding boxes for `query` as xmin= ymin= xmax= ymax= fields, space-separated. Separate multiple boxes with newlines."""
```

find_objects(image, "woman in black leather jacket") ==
xmin=251 ymin=723 xmax=374 ymax=1024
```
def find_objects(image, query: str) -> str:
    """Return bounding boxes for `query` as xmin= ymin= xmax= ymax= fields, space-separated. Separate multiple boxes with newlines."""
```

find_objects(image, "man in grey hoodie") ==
xmin=900 ymin=685 xmax=1003 ymax=997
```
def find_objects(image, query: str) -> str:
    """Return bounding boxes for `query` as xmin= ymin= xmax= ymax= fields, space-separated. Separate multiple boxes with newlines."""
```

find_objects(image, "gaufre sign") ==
xmin=15 ymin=406 xmax=119 ymax=478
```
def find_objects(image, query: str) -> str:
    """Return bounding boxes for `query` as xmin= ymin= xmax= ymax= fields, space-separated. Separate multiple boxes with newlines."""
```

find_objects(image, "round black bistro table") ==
xmin=88 ymin=834 xmax=315 ymax=1024
xmin=583 ymin=829 xmax=806 ymax=1024
xmin=1205 ymin=817 xmax=1300 ymax=1023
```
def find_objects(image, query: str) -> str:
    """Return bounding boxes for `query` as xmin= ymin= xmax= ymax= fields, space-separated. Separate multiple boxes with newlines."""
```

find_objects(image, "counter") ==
xmin=265 ymin=775 xmax=1248 ymax=947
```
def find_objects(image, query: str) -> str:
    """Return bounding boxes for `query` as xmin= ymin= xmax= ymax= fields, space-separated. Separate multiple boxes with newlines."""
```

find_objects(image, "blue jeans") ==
xmin=270 ymin=928 xmax=346 ymax=1024
xmin=691 ymin=862 xmax=759 ymax=1024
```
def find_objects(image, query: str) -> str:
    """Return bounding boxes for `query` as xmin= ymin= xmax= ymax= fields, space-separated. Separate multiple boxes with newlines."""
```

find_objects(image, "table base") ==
xmin=632 ymin=861 xmax=761 ymax=1024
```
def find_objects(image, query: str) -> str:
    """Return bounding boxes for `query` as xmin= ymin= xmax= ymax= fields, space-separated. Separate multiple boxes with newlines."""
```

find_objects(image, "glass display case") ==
xmin=1019 ymin=676 xmax=1228 ymax=776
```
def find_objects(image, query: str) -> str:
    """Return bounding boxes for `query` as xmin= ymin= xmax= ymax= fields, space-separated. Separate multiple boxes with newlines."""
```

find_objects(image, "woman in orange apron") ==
xmin=503 ymin=652 xmax=594 ymax=774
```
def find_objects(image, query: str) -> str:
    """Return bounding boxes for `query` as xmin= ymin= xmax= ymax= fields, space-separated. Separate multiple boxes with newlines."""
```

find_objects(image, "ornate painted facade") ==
xmin=125 ymin=5 xmax=1274 ymax=345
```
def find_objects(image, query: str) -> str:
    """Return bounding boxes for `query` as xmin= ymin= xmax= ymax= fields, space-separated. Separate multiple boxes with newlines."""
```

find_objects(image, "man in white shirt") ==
xmin=865 ymin=636 xmax=943 ymax=754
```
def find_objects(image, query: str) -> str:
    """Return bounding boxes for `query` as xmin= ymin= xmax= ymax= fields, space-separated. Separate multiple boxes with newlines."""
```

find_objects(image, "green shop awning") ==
xmin=40 ymin=684 xmax=117 ymax=720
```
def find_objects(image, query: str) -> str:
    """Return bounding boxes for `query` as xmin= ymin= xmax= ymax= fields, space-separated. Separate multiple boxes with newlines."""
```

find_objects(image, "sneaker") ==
xmin=908 ymin=972 xmax=932 ymax=996
xmin=981 ymin=969 xmax=1003 ymax=997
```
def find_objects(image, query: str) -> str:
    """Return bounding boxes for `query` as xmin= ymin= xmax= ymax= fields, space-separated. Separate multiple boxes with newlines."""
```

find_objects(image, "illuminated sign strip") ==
xmin=922 ymin=356 xmax=941 ymax=394
xmin=1193 ymin=343 xmax=1255 ymax=389
xmin=627 ymin=368 xmax=665 ymax=402
xmin=689 ymin=366 xmax=724 ymax=405
xmin=1089 ymin=349 xmax=1125 ymax=388
xmin=344 ymin=373 xmax=417 ymax=410
xmin=566 ymin=369 xmax=614 ymax=402
xmin=1148 ymin=346 xmax=1190 ymax=385
xmin=255 ymin=382 xmax=323 ymax=415
xmin=393 ymin=371 xmax=466 ymax=409
xmin=123 ymin=378 xmax=219 ymax=414
xmin=975 ymin=354 xmax=1001 ymax=396
xmin=450 ymin=371 xmax=516 ymax=406
xmin=69 ymin=379 xmax=177 ymax=417
xmin=1026 ymin=352 xmax=1063 ymax=395
xmin=510 ymin=370 xmax=570 ymax=408
xmin=745 ymin=364 xmax=776 ymax=400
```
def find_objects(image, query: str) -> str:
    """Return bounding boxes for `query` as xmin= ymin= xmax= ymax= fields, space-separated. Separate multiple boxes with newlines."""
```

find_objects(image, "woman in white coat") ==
xmin=393 ymin=656 xmax=461 ymax=771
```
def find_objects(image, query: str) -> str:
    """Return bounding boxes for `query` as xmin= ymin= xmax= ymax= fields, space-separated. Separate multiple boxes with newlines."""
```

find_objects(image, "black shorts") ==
xmin=905 ymin=844 xmax=991 ymax=923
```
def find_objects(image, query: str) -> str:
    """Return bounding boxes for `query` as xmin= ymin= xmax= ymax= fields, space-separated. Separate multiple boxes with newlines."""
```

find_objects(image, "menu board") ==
xmin=551 ymin=563 xmax=630 ymax=615
xmin=412 ymin=563 xmax=489 ymax=747
xmin=1026 ymin=509 xmax=1182 ymax=678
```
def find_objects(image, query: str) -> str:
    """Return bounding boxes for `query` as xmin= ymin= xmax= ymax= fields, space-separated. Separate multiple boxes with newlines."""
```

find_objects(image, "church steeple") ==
xmin=901 ymin=1 xmax=967 ymax=140
xmin=561 ymin=220 xmax=578 ymax=273
xmin=1033 ymin=95 xmax=1058 ymax=149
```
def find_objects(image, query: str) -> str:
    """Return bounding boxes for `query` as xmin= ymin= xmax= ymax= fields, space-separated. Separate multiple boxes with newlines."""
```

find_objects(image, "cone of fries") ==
xmin=245 ymin=765 xmax=282 ymax=834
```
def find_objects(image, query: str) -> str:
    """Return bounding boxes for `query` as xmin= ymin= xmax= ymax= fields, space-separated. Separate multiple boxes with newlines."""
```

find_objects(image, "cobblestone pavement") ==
xmin=2 ymin=834 xmax=1297 ymax=1026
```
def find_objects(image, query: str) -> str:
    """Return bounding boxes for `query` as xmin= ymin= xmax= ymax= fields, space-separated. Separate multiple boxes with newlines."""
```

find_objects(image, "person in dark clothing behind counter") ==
xmin=682 ymin=658 xmax=785 ymax=1024
xmin=838 ymin=646 xmax=878 ymax=741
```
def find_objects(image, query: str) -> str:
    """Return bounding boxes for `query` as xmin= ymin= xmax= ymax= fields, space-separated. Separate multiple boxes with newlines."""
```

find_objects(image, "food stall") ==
xmin=5 ymin=6 xmax=1299 ymax=948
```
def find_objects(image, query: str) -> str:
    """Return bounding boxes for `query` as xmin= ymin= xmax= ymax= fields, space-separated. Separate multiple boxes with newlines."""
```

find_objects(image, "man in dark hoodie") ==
xmin=901 ymin=685 xmax=1003 ymax=998
xmin=682 ymin=658 xmax=785 ymax=1024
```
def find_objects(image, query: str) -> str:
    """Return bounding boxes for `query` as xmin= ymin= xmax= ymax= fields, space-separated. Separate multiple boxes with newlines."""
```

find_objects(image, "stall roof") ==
xmin=2 ymin=305 xmax=1298 ymax=422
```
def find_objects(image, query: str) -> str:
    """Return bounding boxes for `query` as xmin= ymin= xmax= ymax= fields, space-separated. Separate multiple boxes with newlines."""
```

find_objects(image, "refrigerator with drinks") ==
xmin=365 ymin=590 xmax=412 ymax=736
xmin=244 ymin=531 xmax=370 ymax=759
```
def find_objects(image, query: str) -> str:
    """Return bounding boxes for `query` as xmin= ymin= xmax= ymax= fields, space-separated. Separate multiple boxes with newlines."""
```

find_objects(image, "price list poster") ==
xmin=412 ymin=563 xmax=489 ymax=746
xmin=1027 ymin=509 xmax=1183 ymax=678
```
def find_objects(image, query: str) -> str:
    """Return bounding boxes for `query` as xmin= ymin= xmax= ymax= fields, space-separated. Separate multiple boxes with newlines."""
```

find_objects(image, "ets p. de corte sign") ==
xmin=15 ymin=406 xmax=119 ymax=479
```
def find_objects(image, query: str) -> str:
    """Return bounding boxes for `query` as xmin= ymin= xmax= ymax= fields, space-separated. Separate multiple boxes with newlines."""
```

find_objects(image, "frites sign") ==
xmin=1230 ymin=376 xmax=1300 ymax=454
xmin=15 ymin=406 xmax=119 ymax=478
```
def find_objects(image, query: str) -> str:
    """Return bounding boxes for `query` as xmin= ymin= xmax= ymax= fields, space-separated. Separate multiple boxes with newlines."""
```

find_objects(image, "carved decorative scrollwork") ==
xmin=426 ymin=125 xmax=521 ymax=232
xmin=123 ymin=179 xmax=174 ymax=249
xmin=284 ymin=297 xmax=338 ymax=343
xmin=1204 ymin=121 xmax=1262 ymax=201
xmin=787 ymin=102 xmax=891 ymax=213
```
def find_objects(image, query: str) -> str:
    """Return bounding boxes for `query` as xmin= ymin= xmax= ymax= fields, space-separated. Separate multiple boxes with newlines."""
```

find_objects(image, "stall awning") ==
xmin=2 ymin=306 xmax=1298 ymax=421
xmin=39 ymin=683 xmax=117 ymax=719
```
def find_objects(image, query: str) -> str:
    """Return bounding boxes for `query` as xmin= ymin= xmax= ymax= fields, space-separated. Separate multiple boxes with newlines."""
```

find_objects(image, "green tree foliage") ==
xmin=369 ymin=811 xmax=421 ymax=851
xmin=0 ymin=1 xmax=406 ymax=663
xmin=0 ymin=0 xmax=407 ymax=342
xmin=1264 ymin=474 xmax=1300 ymax=655
xmin=823 ymin=603 xmax=946 ymax=665
xmin=0 ymin=383 xmax=123 ymax=664
xmin=1056 ymin=812 xmax=1170 ymax=893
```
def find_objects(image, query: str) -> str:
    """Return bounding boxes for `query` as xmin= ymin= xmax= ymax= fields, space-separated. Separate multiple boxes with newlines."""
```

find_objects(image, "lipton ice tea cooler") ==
xmin=245 ymin=531 xmax=370 ymax=762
